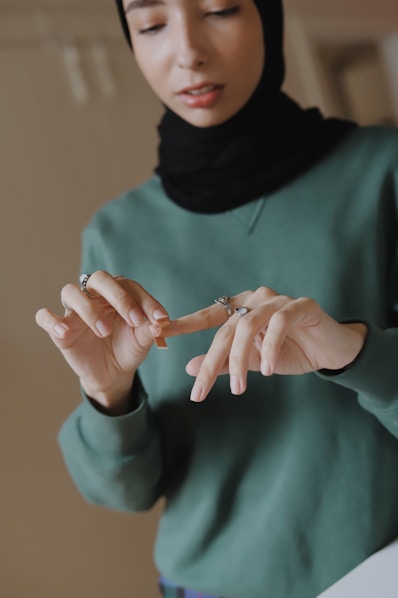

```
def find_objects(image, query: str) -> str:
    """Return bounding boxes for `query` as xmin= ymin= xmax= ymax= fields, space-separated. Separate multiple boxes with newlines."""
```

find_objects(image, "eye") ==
xmin=138 ymin=23 xmax=165 ymax=35
xmin=207 ymin=5 xmax=240 ymax=17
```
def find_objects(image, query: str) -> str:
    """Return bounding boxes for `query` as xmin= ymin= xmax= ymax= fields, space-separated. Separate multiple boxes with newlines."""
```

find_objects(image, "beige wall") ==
xmin=0 ymin=6 xmax=163 ymax=597
xmin=0 ymin=2 xmax=396 ymax=597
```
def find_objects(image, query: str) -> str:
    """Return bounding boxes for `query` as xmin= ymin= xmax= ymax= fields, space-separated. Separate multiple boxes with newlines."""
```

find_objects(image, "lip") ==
xmin=178 ymin=82 xmax=223 ymax=94
xmin=177 ymin=83 xmax=224 ymax=108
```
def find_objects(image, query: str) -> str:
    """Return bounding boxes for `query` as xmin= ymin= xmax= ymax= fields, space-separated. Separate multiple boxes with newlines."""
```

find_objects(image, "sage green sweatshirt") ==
xmin=59 ymin=126 xmax=398 ymax=598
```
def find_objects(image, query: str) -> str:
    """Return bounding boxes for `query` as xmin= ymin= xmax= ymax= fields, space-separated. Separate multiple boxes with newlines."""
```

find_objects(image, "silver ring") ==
xmin=235 ymin=306 xmax=250 ymax=316
xmin=214 ymin=295 xmax=233 ymax=317
xmin=79 ymin=273 xmax=91 ymax=294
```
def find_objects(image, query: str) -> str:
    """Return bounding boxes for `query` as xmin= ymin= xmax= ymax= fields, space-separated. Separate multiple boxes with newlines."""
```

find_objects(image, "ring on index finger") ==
xmin=214 ymin=295 xmax=233 ymax=318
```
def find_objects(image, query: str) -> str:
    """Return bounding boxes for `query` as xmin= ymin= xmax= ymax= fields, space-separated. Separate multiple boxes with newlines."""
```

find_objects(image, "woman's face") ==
xmin=123 ymin=0 xmax=265 ymax=127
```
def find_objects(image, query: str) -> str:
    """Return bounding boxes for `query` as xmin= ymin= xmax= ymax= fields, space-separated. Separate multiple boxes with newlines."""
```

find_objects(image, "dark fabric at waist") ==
xmin=159 ymin=576 xmax=227 ymax=598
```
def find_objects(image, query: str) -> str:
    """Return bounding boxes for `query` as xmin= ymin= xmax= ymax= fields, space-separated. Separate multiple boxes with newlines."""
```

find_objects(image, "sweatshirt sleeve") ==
xmin=317 ymin=163 xmax=398 ymax=437
xmin=57 ymin=220 xmax=164 ymax=512
xmin=317 ymin=324 xmax=398 ymax=438
xmin=58 ymin=381 xmax=163 ymax=512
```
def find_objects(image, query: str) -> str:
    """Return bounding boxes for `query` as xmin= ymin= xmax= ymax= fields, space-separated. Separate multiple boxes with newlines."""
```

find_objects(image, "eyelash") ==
xmin=139 ymin=24 xmax=164 ymax=35
xmin=138 ymin=5 xmax=240 ymax=35
xmin=207 ymin=6 xmax=240 ymax=17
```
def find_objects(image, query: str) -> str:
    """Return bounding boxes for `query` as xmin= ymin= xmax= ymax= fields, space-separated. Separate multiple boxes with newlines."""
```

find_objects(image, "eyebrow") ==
xmin=124 ymin=0 xmax=165 ymax=13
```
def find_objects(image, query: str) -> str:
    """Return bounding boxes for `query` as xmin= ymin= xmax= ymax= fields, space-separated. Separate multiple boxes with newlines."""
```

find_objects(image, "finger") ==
xmin=228 ymin=296 xmax=288 ymax=392
xmin=61 ymin=283 xmax=114 ymax=338
xmin=186 ymin=344 xmax=262 ymax=378
xmin=170 ymin=305 xmax=228 ymax=335
xmin=228 ymin=313 xmax=260 ymax=394
xmin=254 ymin=331 xmax=265 ymax=353
xmin=186 ymin=354 xmax=211 ymax=376
xmin=35 ymin=307 xmax=71 ymax=343
xmin=166 ymin=291 xmax=253 ymax=337
xmin=168 ymin=287 xmax=278 ymax=337
xmin=190 ymin=324 xmax=236 ymax=402
xmin=260 ymin=297 xmax=317 ymax=375
xmin=184 ymin=289 xmax=281 ymax=399
xmin=86 ymin=271 xmax=168 ymax=328
xmin=186 ymin=354 xmax=229 ymax=377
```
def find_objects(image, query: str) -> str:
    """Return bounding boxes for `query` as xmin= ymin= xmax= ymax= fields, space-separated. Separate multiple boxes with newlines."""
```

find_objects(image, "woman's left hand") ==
xmin=167 ymin=287 xmax=367 ymax=402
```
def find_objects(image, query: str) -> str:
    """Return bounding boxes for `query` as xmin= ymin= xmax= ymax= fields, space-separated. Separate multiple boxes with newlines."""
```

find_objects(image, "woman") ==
xmin=35 ymin=0 xmax=398 ymax=596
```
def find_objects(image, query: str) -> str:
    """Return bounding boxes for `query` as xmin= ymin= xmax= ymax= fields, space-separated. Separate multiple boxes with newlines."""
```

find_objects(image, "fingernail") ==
xmin=95 ymin=319 xmax=111 ymax=337
xmin=230 ymin=376 xmax=241 ymax=395
xmin=54 ymin=323 xmax=68 ymax=338
xmin=261 ymin=359 xmax=272 ymax=376
xmin=154 ymin=309 xmax=167 ymax=321
xmin=190 ymin=381 xmax=204 ymax=402
xmin=129 ymin=309 xmax=143 ymax=326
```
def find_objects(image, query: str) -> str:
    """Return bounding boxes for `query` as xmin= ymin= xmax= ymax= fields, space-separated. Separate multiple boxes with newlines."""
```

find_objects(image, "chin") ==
xmin=181 ymin=111 xmax=235 ymax=129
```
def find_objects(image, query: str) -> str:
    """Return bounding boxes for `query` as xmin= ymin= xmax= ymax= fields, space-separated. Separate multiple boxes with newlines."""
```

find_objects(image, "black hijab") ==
xmin=114 ymin=0 xmax=356 ymax=214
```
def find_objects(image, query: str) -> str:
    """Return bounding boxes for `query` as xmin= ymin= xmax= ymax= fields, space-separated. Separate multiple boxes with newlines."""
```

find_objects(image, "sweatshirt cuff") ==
xmin=316 ymin=323 xmax=398 ymax=411
xmin=77 ymin=377 xmax=153 ymax=456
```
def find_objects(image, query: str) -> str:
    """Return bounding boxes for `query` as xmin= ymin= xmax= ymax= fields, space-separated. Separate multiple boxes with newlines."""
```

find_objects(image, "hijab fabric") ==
xmin=114 ymin=0 xmax=356 ymax=214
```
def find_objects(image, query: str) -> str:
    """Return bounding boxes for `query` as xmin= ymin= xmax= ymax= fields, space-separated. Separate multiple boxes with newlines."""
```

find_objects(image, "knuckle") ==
xmin=113 ymin=284 xmax=130 ymax=305
xmin=296 ymin=296 xmax=316 ymax=309
xmin=236 ymin=289 xmax=254 ymax=303
xmin=270 ymin=310 xmax=288 ymax=328
xmin=90 ymin=269 xmax=108 ymax=283
xmin=254 ymin=286 xmax=274 ymax=301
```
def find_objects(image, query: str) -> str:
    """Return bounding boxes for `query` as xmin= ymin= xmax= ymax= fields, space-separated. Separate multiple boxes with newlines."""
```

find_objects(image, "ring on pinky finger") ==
xmin=79 ymin=273 xmax=97 ymax=299
xmin=79 ymin=273 xmax=91 ymax=294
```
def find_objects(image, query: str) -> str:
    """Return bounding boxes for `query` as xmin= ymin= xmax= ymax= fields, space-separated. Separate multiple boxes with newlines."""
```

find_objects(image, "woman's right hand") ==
xmin=35 ymin=271 xmax=168 ymax=414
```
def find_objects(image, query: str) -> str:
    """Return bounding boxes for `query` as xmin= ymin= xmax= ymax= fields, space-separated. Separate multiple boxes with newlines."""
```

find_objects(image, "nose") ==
xmin=174 ymin=18 xmax=208 ymax=69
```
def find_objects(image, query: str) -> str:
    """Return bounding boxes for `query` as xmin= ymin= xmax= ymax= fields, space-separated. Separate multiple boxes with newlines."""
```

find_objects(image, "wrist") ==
xmin=339 ymin=322 xmax=368 ymax=368
xmin=81 ymin=372 xmax=137 ymax=416
xmin=320 ymin=322 xmax=368 ymax=375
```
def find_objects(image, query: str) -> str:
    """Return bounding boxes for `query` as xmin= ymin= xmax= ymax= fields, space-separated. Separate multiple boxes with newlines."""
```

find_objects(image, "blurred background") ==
xmin=0 ymin=0 xmax=397 ymax=597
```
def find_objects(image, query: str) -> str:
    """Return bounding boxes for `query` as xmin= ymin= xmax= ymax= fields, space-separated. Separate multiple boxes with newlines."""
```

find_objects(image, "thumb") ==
xmin=185 ymin=354 xmax=206 ymax=376
xmin=135 ymin=321 xmax=162 ymax=352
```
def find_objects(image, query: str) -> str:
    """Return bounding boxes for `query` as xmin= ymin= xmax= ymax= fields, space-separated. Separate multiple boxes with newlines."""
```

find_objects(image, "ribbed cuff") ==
xmin=78 ymin=376 xmax=152 ymax=455
xmin=316 ymin=323 xmax=398 ymax=411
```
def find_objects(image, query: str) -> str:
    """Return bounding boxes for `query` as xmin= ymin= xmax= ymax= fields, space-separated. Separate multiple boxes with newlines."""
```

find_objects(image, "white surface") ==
xmin=318 ymin=539 xmax=398 ymax=597
xmin=380 ymin=34 xmax=398 ymax=123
